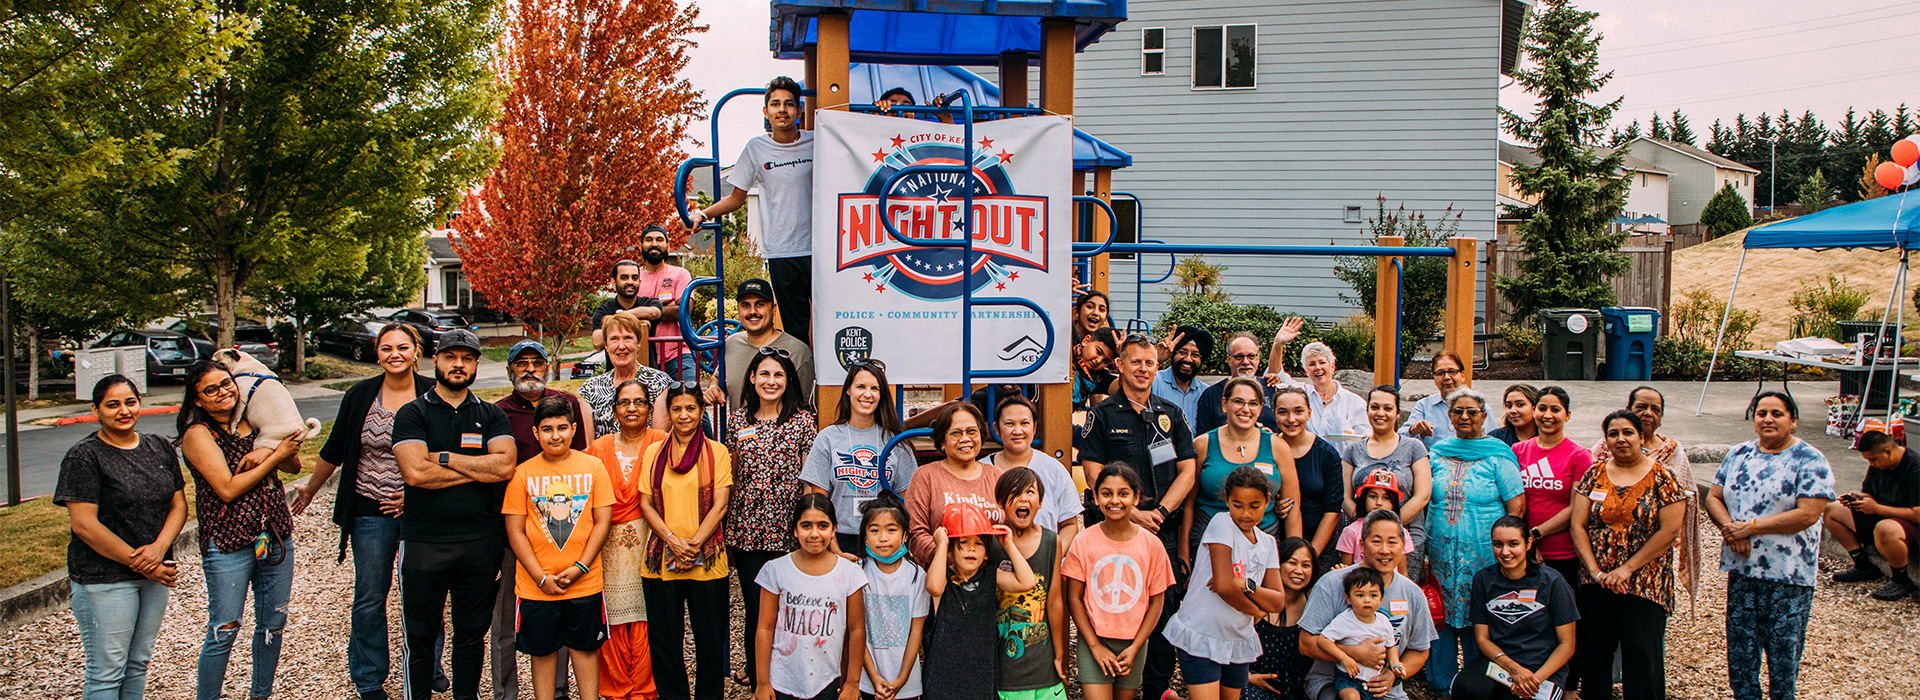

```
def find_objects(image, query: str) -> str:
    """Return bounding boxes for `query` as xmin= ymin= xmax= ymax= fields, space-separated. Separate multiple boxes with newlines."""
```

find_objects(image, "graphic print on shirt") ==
xmin=1090 ymin=554 xmax=1143 ymax=613
xmin=1485 ymin=589 xmax=1544 ymax=625
xmin=867 ymin=590 xmax=912 ymax=647
xmin=525 ymin=473 xmax=593 ymax=550
xmin=997 ymin=575 xmax=1049 ymax=658
xmin=1521 ymin=457 xmax=1564 ymax=490
xmin=835 ymin=444 xmax=884 ymax=493
xmin=776 ymin=590 xmax=842 ymax=657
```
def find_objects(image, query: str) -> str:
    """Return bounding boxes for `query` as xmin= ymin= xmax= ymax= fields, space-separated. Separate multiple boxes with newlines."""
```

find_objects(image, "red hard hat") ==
xmin=1355 ymin=470 xmax=1404 ymax=501
xmin=942 ymin=502 xmax=1009 ymax=539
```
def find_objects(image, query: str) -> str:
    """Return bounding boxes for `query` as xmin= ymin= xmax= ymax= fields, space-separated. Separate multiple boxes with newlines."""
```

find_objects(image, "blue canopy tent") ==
xmin=848 ymin=63 xmax=1133 ymax=171
xmin=1700 ymin=191 xmax=1920 ymax=417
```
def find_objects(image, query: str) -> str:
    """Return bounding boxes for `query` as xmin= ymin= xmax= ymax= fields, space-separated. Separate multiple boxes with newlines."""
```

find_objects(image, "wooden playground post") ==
xmin=1372 ymin=235 xmax=1403 ymax=383
xmin=814 ymin=13 xmax=851 ymax=116
xmin=1090 ymin=166 xmax=1114 ymax=295
xmin=1037 ymin=17 xmax=1077 ymax=462
xmin=1444 ymin=236 xmax=1480 ymax=385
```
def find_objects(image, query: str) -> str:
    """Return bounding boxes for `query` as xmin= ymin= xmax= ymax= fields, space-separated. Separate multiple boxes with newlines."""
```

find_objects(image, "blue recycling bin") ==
xmin=1601 ymin=307 xmax=1660 ymax=381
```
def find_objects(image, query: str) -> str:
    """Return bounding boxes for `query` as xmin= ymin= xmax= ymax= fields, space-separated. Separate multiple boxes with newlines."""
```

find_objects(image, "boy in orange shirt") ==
xmin=506 ymin=397 xmax=616 ymax=700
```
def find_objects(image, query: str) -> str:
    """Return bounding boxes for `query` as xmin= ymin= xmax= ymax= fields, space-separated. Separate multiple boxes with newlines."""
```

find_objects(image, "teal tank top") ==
xmin=1195 ymin=427 xmax=1282 ymax=531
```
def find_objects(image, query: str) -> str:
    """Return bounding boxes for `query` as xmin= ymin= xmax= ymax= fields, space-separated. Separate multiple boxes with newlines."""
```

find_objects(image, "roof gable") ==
xmin=1631 ymin=137 xmax=1760 ymax=173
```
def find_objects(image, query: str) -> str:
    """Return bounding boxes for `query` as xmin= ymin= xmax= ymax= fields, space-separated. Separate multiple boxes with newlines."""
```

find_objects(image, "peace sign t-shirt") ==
xmin=1061 ymin=523 xmax=1174 ymax=639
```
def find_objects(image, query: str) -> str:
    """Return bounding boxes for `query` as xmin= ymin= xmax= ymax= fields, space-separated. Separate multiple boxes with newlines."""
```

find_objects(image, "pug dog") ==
xmin=208 ymin=348 xmax=323 ymax=451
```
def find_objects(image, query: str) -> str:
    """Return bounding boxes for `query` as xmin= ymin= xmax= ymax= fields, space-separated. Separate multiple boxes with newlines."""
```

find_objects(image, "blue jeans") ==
xmin=1428 ymin=623 xmax=1479 ymax=694
xmin=71 ymin=579 xmax=170 ymax=700
xmin=350 ymin=516 xmax=446 ymax=694
xmin=198 ymin=539 xmax=296 ymax=700
xmin=662 ymin=352 xmax=697 ymax=382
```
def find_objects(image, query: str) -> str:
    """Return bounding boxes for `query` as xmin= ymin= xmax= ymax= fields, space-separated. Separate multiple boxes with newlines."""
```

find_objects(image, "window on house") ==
xmin=1142 ymin=28 xmax=1165 ymax=75
xmin=1192 ymin=24 xmax=1256 ymax=89
xmin=444 ymin=267 xmax=476 ymax=308
xmin=1640 ymin=173 xmax=1646 ymax=187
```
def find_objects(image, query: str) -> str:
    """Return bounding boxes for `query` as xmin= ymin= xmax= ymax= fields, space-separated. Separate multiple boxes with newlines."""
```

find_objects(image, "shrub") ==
xmin=1157 ymin=295 xmax=1292 ymax=373
xmin=1170 ymin=256 xmax=1230 ymax=302
xmin=1700 ymin=182 xmax=1754 ymax=239
xmin=1332 ymin=196 xmax=1454 ymax=353
xmin=1497 ymin=319 xmax=1543 ymax=362
xmin=1787 ymin=274 xmax=1869 ymax=340
xmin=1317 ymin=315 xmax=1376 ymax=371
xmin=1654 ymin=286 xmax=1766 ymax=379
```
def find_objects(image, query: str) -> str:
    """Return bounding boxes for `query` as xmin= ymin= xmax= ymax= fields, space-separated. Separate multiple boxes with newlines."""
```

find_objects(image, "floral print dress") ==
xmin=1575 ymin=463 xmax=1689 ymax=608
xmin=724 ymin=408 xmax=818 ymax=553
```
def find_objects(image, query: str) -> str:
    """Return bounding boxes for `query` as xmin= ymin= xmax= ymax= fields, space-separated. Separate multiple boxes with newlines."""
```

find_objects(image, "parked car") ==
xmin=90 ymin=329 xmax=199 ymax=381
xmin=385 ymin=308 xmax=473 ymax=352
xmin=570 ymin=350 xmax=607 ymax=379
xmin=313 ymin=317 xmax=386 ymax=362
xmin=167 ymin=316 xmax=279 ymax=368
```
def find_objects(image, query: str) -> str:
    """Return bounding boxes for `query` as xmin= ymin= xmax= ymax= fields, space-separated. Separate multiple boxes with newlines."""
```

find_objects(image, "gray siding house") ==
xmin=1073 ymin=0 xmax=1528 ymax=326
xmin=1622 ymin=137 xmax=1758 ymax=226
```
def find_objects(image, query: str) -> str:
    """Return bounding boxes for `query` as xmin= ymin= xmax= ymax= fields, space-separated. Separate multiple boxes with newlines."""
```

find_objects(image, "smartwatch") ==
xmin=1530 ymin=527 xmax=1542 ymax=541
xmin=438 ymin=451 xmax=450 ymax=467
xmin=1156 ymin=504 xmax=1171 ymax=518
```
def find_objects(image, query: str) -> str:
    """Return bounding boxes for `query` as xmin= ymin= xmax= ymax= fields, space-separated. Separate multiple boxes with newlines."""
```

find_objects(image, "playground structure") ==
xmin=672 ymin=1 xmax=1484 ymax=466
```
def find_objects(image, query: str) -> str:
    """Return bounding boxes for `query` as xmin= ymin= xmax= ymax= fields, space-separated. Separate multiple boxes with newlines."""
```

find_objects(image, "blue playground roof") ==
xmin=771 ymin=1 xmax=1127 ymax=65
xmin=1746 ymin=192 xmax=1920 ymax=250
xmin=850 ymin=63 xmax=1132 ymax=170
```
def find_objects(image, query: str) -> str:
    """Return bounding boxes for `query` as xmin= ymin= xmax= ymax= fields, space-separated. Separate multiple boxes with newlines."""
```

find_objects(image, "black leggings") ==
xmin=732 ymin=548 xmax=786 ymax=682
xmin=645 ymin=576 xmax=732 ymax=700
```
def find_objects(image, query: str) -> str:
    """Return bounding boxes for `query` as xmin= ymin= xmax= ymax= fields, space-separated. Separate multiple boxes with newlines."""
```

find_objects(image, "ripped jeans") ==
xmin=197 ymin=539 xmax=295 ymax=700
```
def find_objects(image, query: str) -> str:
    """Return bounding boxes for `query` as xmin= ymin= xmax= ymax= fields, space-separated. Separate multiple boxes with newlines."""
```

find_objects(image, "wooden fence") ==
xmin=1484 ymin=238 xmax=1674 ymax=335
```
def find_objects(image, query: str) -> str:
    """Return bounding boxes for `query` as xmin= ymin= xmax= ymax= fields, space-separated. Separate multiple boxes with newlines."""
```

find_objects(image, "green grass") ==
xmin=481 ymin=336 xmax=594 ymax=363
xmin=0 ymin=421 xmax=334 ymax=588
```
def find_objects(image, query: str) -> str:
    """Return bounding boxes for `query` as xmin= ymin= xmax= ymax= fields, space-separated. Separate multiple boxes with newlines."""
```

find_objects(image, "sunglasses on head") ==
xmin=756 ymin=346 xmax=791 ymax=359
xmin=667 ymin=380 xmax=702 ymax=391
xmin=850 ymin=357 xmax=887 ymax=372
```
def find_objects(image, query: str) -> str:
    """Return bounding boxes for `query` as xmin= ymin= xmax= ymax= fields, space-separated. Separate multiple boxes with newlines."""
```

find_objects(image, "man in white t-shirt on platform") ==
xmin=631 ymin=225 xmax=696 ymax=381
xmin=685 ymin=76 xmax=814 ymax=341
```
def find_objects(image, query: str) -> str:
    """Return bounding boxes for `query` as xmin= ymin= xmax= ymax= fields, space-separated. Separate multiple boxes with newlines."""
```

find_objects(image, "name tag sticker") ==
xmin=1590 ymin=489 xmax=1609 ymax=502
xmin=1255 ymin=462 xmax=1274 ymax=475
xmin=1389 ymin=599 xmax=1410 ymax=615
xmin=737 ymin=426 xmax=760 ymax=442
xmin=460 ymin=433 xmax=483 ymax=449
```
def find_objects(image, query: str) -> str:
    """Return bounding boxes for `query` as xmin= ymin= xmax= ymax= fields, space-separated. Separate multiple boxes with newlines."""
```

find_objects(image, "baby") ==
xmin=1318 ymin=567 xmax=1401 ymax=700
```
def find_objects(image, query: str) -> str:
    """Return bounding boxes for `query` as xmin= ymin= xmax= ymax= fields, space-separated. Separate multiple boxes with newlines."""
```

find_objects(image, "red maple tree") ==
xmin=452 ymin=0 xmax=706 ymax=360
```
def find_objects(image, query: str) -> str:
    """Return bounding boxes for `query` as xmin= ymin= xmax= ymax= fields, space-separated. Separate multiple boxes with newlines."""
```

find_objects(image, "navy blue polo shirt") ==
xmin=392 ymin=388 xmax=516 ymax=542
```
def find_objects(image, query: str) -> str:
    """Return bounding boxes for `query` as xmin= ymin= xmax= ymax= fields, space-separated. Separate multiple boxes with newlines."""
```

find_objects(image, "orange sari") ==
xmin=589 ymin=430 xmax=666 ymax=700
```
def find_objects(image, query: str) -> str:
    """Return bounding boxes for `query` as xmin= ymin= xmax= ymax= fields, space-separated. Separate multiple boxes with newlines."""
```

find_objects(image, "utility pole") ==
xmin=1770 ymin=140 xmax=1777 ymax=213
xmin=4 ymin=277 xmax=19 ymax=507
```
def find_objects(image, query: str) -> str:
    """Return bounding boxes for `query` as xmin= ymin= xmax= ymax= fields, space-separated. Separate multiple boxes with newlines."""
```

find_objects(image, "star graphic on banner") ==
xmin=995 ymin=282 xmax=1007 ymax=290
xmin=979 ymin=137 xmax=994 ymax=150
xmin=871 ymin=149 xmax=888 ymax=163
xmin=930 ymin=186 xmax=952 ymax=204
xmin=1009 ymin=272 xmax=1020 ymax=280
xmin=952 ymin=218 xmax=968 ymax=232
xmin=862 ymin=272 xmax=874 ymax=282
xmin=875 ymin=284 xmax=887 ymax=292
xmin=996 ymin=149 xmax=1015 ymax=163
xmin=890 ymin=134 xmax=907 ymax=148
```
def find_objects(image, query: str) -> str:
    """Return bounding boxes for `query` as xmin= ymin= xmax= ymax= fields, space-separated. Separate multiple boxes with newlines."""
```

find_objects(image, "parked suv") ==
xmin=168 ymin=317 xmax=280 ymax=368
xmin=89 ymin=329 xmax=200 ymax=381
xmin=314 ymin=317 xmax=384 ymax=362
xmin=384 ymin=308 xmax=473 ymax=353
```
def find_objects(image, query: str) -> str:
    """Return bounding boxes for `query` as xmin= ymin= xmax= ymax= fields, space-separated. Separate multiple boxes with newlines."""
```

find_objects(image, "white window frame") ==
xmin=1191 ymin=24 xmax=1257 ymax=90
xmin=1141 ymin=27 xmax=1166 ymax=75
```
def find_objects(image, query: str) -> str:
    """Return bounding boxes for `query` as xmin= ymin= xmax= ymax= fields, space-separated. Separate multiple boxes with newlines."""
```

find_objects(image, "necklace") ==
xmin=1224 ymin=427 xmax=1257 ymax=456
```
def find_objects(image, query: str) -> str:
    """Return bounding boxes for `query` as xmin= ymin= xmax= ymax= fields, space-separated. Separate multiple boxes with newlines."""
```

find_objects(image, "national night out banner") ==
xmin=811 ymin=110 xmax=1072 ymax=386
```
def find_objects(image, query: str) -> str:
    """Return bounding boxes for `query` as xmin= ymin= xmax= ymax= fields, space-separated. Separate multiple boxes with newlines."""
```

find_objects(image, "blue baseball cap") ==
xmin=507 ymin=339 xmax=549 ymax=363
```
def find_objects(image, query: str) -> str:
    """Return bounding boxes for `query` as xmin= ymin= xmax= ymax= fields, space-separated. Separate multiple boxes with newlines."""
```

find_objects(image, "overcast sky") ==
xmin=679 ymin=1 xmax=1919 ymax=154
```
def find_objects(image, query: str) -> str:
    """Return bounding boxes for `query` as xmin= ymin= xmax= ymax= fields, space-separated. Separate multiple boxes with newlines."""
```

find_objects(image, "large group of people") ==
xmin=45 ymin=72 xmax=1897 ymax=700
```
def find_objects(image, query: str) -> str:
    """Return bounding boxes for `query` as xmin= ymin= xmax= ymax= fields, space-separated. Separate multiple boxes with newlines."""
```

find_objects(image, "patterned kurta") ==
xmin=1575 ymin=463 xmax=1689 ymax=609
xmin=1426 ymin=449 xmax=1524 ymax=628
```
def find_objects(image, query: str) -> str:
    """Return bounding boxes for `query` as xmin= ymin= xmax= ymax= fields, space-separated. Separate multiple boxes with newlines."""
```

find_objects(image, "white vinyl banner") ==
xmin=811 ymin=110 xmax=1072 ymax=386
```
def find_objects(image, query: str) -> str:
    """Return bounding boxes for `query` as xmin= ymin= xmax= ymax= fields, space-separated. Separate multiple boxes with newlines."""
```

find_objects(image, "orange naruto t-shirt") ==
xmin=503 ymin=450 xmax=615 ymax=600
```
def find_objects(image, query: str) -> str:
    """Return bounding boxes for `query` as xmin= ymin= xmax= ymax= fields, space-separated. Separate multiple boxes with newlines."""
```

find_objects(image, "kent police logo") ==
xmin=836 ymin=133 xmax=1050 ymax=301
xmin=835 ymin=327 xmax=875 ymax=371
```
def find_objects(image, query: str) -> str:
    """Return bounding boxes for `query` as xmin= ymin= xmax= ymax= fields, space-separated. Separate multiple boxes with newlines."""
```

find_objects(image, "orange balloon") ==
xmin=1877 ymin=161 xmax=1906 ymax=190
xmin=1895 ymin=139 xmax=1920 ymax=167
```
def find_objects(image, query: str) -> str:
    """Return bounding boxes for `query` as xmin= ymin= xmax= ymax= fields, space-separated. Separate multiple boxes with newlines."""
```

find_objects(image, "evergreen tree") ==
xmin=1795 ymin=170 xmax=1833 ymax=213
xmin=1496 ymin=0 xmax=1631 ymax=319
xmin=1668 ymin=110 xmax=1696 ymax=145
xmin=1701 ymin=182 xmax=1754 ymax=237
xmin=1649 ymin=113 xmax=1667 ymax=141
xmin=1608 ymin=120 xmax=1642 ymax=147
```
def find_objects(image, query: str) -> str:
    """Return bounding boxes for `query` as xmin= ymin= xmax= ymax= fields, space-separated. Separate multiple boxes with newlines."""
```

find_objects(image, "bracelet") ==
xmin=538 ymin=574 xmax=550 ymax=587
xmin=1494 ymin=652 xmax=1507 ymax=661
xmin=573 ymin=561 xmax=590 ymax=575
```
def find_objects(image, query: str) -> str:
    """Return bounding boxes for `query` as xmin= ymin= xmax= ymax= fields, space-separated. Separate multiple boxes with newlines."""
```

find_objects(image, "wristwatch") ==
xmin=438 ymin=451 xmax=450 ymax=467
xmin=1530 ymin=527 xmax=1542 ymax=540
xmin=1156 ymin=504 xmax=1171 ymax=518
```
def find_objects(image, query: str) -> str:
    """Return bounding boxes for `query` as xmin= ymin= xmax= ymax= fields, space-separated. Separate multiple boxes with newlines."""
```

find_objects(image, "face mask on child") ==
xmin=867 ymin=546 xmax=907 ymax=564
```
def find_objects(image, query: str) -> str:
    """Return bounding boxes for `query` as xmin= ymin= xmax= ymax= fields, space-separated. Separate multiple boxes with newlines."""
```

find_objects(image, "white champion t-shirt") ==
xmin=726 ymin=132 xmax=815 ymax=259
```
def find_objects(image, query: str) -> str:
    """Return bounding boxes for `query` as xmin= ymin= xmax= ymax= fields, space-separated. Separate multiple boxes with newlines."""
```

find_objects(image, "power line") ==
xmin=1605 ymin=3 xmax=1915 ymax=51
xmin=1609 ymin=10 xmax=1920 ymax=60
xmin=1616 ymin=31 xmax=1920 ymax=78
xmin=1616 ymin=65 xmax=1920 ymax=112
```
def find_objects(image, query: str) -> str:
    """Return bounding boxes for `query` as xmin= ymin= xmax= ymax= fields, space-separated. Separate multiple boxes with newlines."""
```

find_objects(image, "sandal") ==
xmin=732 ymin=669 xmax=752 ymax=687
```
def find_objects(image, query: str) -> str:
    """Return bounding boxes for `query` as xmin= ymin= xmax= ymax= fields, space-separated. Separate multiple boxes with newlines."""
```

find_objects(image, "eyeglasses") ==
xmin=1124 ymin=333 xmax=1153 ymax=345
xmin=613 ymin=398 xmax=650 ymax=409
xmin=945 ymin=427 xmax=982 ymax=438
xmin=198 ymin=377 xmax=236 ymax=397
xmin=756 ymin=346 xmax=792 ymax=359
xmin=509 ymin=359 xmax=549 ymax=370
xmin=1227 ymin=398 xmax=1262 ymax=409
xmin=1433 ymin=368 xmax=1464 ymax=377
xmin=1448 ymin=407 xmax=1483 ymax=417
xmin=1228 ymin=353 xmax=1262 ymax=362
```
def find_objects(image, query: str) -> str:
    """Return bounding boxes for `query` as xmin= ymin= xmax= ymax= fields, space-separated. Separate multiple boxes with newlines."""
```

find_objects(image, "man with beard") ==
xmin=703 ymin=278 xmax=814 ymax=407
xmin=490 ymin=339 xmax=590 ymax=699
xmin=1079 ymin=334 xmax=1198 ymax=700
xmin=392 ymin=329 xmax=518 ymax=700
xmin=1192 ymin=332 xmax=1281 ymax=434
xmin=591 ymin=259 xmax=662 ymax=352
xmin=1152 ymin=324 xmax=1213 ymax=433
xmin=685 ymin=76 xmax=814 ymax=340
xmin=627 ymin=226 xmax=696 ymax=381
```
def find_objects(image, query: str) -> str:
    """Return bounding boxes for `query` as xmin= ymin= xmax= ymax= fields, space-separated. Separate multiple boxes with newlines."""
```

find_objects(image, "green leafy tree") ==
xmin=1794 ymin=169 xmax=1833 ymax=213
xmin=92 ymin=0 xmax=503 ymax=348
xmin=254 ymin=230 xmax=427 ymax=373
xmin=1332 ymin=195 xmax=1459 ymax=366
xmin=1700 ymin=182 xmax=1755 ymax=237
xmin=1496 ymin=0 xmax=1631 ymax=319
xmin=2 ymin=221 xmax=184 ymax=398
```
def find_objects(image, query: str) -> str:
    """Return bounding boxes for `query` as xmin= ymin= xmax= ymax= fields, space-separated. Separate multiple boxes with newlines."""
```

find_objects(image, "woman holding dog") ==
xmin=298 ymin=322 xmax=446 ymax=699
xmin=179 ymin=360 xmax=305 ymax=700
